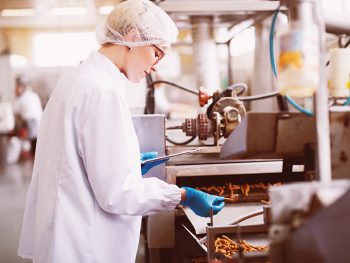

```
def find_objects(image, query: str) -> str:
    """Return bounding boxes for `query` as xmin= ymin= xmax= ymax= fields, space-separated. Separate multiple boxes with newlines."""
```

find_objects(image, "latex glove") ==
xmin=140 ymin=151 xmax=169 ymax=176
xmin=180 ymin=187 xmax=225 ymax=217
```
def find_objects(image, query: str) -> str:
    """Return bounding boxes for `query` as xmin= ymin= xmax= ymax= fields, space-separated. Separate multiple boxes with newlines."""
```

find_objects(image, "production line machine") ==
xmin=134 ymin=107 xmax=350 ymax=263
xmin=133 ymin=80 xmax=350 ymax=263
xmin=132 ymin=0 xmax=350 ymax=261
xmin=166 ymin=112 xmax=314 ymax=263
xmin=133 ymin=98 xmax=317 ymax=263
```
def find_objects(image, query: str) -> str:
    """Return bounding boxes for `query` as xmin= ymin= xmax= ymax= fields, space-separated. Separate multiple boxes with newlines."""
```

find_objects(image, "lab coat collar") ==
xmin=86 ymin=51 xmax=127 ymax=85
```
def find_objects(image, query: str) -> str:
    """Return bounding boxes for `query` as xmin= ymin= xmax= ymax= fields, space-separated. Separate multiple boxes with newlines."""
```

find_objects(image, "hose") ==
xmin=149 ymin=80 xmax=199 ymax=95
xmin=166 ymin=135 xmax=196 ymax=145
xmin=228 ymin=209 xmax=264 ymax=225
xmin=238 ymin=90 xmax=280 ymax=101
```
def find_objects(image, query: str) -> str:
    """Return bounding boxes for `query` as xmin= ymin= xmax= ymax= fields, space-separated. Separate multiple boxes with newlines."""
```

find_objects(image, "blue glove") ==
xmin=180 ymin=187 xmax=225 ymax=217
xmin=140 ymin=151 xmax=169 ymax=176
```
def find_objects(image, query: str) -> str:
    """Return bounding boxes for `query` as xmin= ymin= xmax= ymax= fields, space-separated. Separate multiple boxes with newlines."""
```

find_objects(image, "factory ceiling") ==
xmin=0 ymin=0 xmax=124 ymax=28
xmin=0 ymin=0 xmax=121 ymax=10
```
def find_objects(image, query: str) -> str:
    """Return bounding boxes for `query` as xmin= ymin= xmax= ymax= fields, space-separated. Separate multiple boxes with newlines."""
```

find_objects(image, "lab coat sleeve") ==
xmin=77 ymin=90 xmax=181 ymax=216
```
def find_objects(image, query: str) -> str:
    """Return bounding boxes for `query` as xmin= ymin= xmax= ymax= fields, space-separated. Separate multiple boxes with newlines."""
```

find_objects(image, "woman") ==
xmin=18 ymin=1 xmax=224 ymax=262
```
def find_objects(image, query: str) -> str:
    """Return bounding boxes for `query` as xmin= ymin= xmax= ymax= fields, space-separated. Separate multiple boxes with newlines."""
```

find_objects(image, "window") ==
xmin=32 ymin=32 xmax=98 ymax=67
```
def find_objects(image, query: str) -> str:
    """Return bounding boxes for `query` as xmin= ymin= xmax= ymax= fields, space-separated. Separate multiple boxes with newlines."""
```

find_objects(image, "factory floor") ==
xmin=0 ymin=160 xmax=145 ymax=263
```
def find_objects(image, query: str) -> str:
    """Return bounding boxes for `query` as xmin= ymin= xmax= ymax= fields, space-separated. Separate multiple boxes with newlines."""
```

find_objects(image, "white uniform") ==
xmin=14 ymin=88 xmax=43 ymax=139
xmin=18 ymin=51 xmax=181 ymax=263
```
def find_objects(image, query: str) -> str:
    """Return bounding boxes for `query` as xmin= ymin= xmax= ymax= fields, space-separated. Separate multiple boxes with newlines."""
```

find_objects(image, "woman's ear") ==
xmin=124 ymin=28 xmax=142 ymax=43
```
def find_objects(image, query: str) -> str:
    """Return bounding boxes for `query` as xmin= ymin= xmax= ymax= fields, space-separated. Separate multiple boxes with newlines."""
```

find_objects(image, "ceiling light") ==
xmin=98 ymin=5 xmax=114 ymax=15
xmin=50 ymin=7 xmax=87 ymax=16
xmin=0 ymin=8 xmax=35 ymax=17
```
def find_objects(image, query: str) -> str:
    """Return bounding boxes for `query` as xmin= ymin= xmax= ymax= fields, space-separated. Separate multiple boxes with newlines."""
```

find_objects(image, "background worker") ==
xmin=13 ymin=75 xmax=42 ymax=157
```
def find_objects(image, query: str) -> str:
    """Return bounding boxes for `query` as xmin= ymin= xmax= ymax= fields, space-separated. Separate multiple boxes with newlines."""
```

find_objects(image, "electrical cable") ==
xmin=152 ymin=79 xmax=279 ymax=103
xmin=144 ymin=74 xmax=156 ymax=114
xmin=345 ymin=38 xmax=350 ymax=48
xmin=269 ymin=6 xmax=314 ymax=116
xmin=238 ymin=90 xmax=280 ymax=101
xmin=150 ymin=80 xmax=199 ymax=95
xmin=166 ymin=135 xmax=196 ymax=145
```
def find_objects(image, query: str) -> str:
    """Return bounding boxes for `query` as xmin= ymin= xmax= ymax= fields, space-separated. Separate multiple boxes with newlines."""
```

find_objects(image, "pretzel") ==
xmin=196 ymin=182 xmax=282 ymax=199
xmin=240 ymin=184 xmax=250 ymax=196
xmin=214 ymin=235 xmax=268 ymax=259
xmin=251 ymin=183 xmax=266 ymax=190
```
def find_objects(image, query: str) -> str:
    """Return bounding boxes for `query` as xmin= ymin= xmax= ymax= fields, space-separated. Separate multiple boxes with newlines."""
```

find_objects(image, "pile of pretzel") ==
xmin=196 ymin=182 xmax=282 ymax=198
xmin=214 ymin=235 xmax=268 ymax=259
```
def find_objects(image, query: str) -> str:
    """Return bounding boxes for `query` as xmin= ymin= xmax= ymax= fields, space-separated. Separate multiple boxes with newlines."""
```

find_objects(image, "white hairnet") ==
xmin=96 ymin=0 xmax=178 ymax=47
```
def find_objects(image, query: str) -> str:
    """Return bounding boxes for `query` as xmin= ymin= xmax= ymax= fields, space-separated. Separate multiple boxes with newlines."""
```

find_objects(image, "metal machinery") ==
xmin=167 ymin=87 xmax=247 ymax=146
xmin=134 ymin=0 xmax=350 ymax=262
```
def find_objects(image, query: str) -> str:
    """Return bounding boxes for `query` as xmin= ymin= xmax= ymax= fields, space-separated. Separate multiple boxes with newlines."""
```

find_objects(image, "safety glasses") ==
xmin=152 ymin=44 xmax=165 ymax=66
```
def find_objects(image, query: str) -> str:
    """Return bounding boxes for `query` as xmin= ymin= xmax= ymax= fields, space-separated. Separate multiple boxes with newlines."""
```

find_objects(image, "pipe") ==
xmin=191 ymin=16 xmax=221 ymax=95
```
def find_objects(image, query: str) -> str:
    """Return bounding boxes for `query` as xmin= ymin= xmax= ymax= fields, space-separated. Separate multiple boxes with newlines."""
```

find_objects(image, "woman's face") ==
xmin=124 ymin=44 xmax=167 ymax=83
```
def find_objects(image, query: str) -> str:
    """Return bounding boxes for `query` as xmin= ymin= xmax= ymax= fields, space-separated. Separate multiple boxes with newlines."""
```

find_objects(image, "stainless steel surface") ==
xmin=181 ymin=223 xmax=208 ymax=252
xmin=166 ymin=160 xmax=305 ymax=184
xmin=314 ymin=0 xmax=332 ymax=183
xmin=220 ymin=112 xmax=315 ymax=159
xmin=182 ymin=203 xmax=265 ymax=234
xmin=147 ymin=211 xmax=176 ymax=249
xmin=132 ymin=114 xmax=166 ymax=180
xmin=220 ymin=112 xmax=276 ymax=159
xmin=275 ymin=114 xmax=315 ymax=154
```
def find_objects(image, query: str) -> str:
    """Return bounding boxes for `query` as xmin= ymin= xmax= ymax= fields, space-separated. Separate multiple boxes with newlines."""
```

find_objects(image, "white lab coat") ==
xmin=18 ymin=51 xmax=181 ymax=263
xmin=14 ymin=88 xmax=43 ymax=139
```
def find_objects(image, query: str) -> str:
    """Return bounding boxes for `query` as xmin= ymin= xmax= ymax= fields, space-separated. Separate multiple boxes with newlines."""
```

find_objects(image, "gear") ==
xmin=182 ymin=118 xmax=196 ymax=137
xmin=198 ymin=114 xmax=209 ymax=140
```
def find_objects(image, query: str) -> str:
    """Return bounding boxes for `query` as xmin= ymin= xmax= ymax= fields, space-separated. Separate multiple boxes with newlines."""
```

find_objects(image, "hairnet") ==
xmin=15 ymin=74 xmax=29 ymax=87
xmin=96 ymin=0 xmax=178 ymax=47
